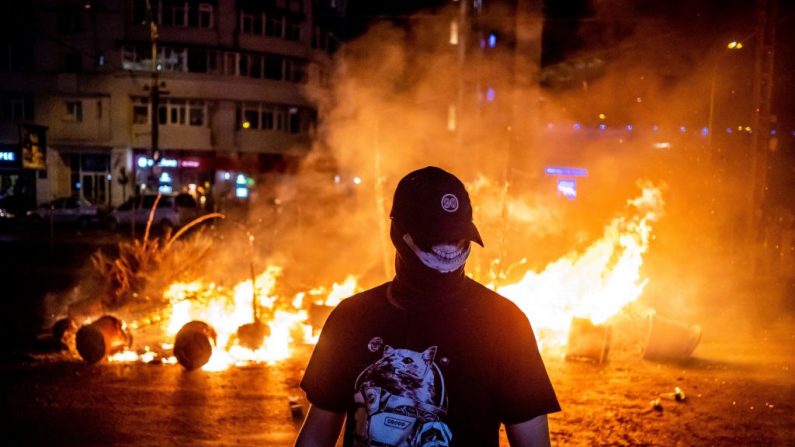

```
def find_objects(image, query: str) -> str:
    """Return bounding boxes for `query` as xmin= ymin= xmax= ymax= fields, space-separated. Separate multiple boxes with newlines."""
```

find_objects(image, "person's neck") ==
xmin=389 ymin=250 xmax=467 ymax=310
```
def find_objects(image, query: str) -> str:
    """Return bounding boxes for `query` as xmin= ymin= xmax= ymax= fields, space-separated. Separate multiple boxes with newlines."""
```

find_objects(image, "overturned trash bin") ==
xmin=565 ymin=317 xmax=612 ymax=363
xmin=76 ymin=315 xmax=133 ymax=364
xmin=642 ymin=310 xmax=701 ymax=361
xmin=174 ymin=321 xmax=217 ymax=371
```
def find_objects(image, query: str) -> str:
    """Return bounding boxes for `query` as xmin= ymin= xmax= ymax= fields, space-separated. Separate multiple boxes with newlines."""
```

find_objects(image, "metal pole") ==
xmin=146 ymin=0 xmax=160 ymax=184
xmin=748 ymin=0 xmax=777 ymax=267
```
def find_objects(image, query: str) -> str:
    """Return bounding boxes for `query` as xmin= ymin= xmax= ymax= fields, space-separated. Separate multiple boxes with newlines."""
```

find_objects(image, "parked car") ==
xmin=27 ymin=196 xmax=104 ymax=227
xmin=109 ymin=193 xmax=199 ymax=231
xmin=0 ymin=196 xmax=26 ymax=222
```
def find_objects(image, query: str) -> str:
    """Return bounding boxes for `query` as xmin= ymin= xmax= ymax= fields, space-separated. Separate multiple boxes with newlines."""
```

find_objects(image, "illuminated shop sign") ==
xmin=20 ymin=124 xmax=47 ymax=170
xmin=137 ymin=157 xmax=201 ymax=169
xmin=545 ymin=166 xmax=588 ymax=177
xmin=557 ymin=179 xmax=577 ymax=200
xmin=0 ymin=145 xmax=21 ymax=169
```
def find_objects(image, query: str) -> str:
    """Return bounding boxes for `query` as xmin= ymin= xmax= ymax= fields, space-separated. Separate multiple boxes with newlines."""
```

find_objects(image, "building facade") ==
xmin=0 ymin=0 xmax=339 ymax=209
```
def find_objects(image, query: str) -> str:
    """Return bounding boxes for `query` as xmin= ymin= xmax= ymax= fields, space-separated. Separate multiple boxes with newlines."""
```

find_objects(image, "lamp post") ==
xmin=707 ymin=41 xmax=744 ymax=151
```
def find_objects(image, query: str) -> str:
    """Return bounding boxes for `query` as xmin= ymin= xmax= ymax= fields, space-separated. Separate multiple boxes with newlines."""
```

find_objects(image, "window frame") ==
xmin=64 ymin=100 xmax=83 ymax=122
xmin=132 ymin=96 xmax=207 ymax=128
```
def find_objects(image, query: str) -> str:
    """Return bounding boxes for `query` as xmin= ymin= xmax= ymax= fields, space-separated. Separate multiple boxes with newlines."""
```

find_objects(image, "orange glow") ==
xmin=107 ymin=185 xmax=662 ymax=368
xmin=494 ymin=185 xmax=663 ymax=348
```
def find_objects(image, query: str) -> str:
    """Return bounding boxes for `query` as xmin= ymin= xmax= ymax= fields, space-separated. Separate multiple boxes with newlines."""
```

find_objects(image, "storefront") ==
xmin=0 ymin=143 xmax=37 ymax=214
xmin=65 ymin=151 xmax=111 ymax=205
xmin=1 ymin=124 xmax=47 ymax=213
xmin=132 ymin=149 xmax=215 ymax=206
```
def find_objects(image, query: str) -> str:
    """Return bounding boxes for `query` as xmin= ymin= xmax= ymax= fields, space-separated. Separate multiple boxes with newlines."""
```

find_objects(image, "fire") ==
xmin=111 ymin=271 xmax=361 ymax=371
xmin=495 ymin=184 xmax=664 ymax=348
xmin=108 ymin=184 xmax=662 ymax=369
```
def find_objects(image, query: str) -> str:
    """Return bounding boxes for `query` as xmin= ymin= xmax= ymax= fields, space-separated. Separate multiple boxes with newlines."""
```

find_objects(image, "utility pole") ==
xmin=146 ymin=0 xmax=162 ymax=173
xmin=748 ymin=0 xmax=777 ymax=251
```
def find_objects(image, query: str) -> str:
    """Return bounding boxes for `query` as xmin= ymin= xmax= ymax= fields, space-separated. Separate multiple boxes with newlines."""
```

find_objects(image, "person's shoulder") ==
xmin=330 ymin=282 xmax=390 ymax=315
xmin=464 ymin=277 xmax=528 ymax=319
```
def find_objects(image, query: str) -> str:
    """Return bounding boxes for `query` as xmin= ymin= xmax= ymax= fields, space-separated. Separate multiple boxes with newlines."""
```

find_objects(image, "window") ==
xmin=240 ymin=9 xmax=302 ymax=41
xmin=65 ymin=101 xmax=83 ymax=122
xmin=189 ymin=101 xmax=205 ymax=126
xmin=187 ymin=48 xmax=208 ymax=73
xmin=286 ymin=60 xmax=307 ymax=83
xmin=264 ymin=57 xmax=283 ymax=80
xmin=0 ymin=92 xmax=32 ymax=121
xmin=288 ymin=108 xmax=300 ymax=134
xmin=131 ymin=0 xmax=214 ymax=29
xmin=198 ymin=3 xmax=213 ymax=28
xmin=237 ymin=102 xmax=311 ymax=134
xmin=265 ymin=15 xmax=284 ymax=38
xmin=132 ymin=96 xmax=206 ymax=127
xmin=121 ymin=45 xmax=307 ymax=83
xmin=238 ymin=54 xmax=249 ymax=77
xmin=132 ymin=97 xmax=149 ymax=124
xmin=160 ymin=47 xmax=187 ymax=71
xmin=172 ymin=1 xmax=188 ymax=26
xmin=286 ymin=22 xmax=301 ymax=41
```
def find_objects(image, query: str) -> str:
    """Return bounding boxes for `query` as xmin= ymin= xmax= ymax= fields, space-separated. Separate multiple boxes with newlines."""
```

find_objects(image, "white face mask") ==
xmin=402 ymin=234 xmax=471 ymax=273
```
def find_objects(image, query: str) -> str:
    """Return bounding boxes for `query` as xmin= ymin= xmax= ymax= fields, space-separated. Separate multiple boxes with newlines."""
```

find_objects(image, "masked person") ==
xmin=296 ymin=167 xmax=560 ymax=447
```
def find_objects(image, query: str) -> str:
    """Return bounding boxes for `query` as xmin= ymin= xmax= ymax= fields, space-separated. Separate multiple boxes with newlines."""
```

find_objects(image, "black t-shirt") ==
xmin=300 ymin=278 xmax=560 ymax=447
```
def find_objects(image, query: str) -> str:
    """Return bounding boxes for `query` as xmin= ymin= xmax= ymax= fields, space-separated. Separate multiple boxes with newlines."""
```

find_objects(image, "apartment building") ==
xmin=0 ymin=0 xmax=340 ymax=209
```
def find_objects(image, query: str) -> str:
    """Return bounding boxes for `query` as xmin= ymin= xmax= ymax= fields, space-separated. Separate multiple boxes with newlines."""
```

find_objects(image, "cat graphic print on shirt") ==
xmin=352 ymin=341 xmax=451 ymax=447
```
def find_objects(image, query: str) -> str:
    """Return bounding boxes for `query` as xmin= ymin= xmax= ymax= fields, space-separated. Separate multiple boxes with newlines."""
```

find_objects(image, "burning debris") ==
xmin=75 ymin=316 xmax=133 ymax=364
xmin=496 ymin=184 xmax=665 ymax=350
xmin=52 ymin=184 xmax=690 ymax=372
xmin=173 ymin=321 xmax=217 ymax=371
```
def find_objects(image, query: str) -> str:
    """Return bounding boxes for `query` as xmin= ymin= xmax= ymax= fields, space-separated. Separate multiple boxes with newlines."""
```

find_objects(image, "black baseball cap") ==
xmin=390 ymin=166 xmax=484 ymax=247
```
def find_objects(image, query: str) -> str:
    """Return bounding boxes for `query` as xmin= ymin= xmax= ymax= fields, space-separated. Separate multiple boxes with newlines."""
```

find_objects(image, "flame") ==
xmin=110 ymin=185 xmax=662 ymax=369
xmin=309 ymin=274 xmax=358 ymax=306
xmin=123 ymin=271 xmax=362 ymax=371
xmin=495 ymin=184 xmax=663 ymax=348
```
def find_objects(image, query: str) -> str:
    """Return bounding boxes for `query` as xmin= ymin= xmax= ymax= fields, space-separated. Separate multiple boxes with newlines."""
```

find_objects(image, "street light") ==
xmin=707 ymin=41 xmax=745 ymax=149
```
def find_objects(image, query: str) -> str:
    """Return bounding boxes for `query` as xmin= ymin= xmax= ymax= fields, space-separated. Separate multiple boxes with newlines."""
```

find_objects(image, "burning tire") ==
xmin=174 ymin=321 xmax=217 ymax=371
xmin=76 ymin=316 xmax=132 ymax=364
